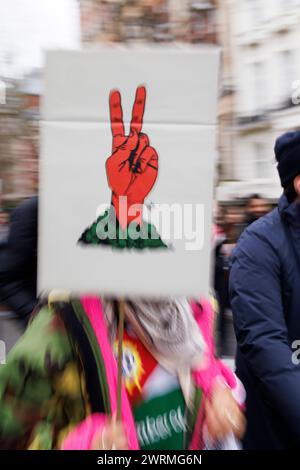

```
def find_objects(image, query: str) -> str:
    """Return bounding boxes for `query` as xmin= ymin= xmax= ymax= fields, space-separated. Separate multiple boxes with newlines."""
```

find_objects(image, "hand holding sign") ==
xmin=106 ymin=86 xmax=158 ymax=228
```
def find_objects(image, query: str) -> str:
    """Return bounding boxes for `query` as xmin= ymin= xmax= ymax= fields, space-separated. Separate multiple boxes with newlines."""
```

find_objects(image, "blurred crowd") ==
xmin=213 ymin=194 xmax=272 ymax=356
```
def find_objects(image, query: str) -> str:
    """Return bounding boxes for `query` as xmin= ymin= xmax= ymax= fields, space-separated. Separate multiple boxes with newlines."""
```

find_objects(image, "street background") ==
xmin=1 ymin=0 xmax=300 ymax=358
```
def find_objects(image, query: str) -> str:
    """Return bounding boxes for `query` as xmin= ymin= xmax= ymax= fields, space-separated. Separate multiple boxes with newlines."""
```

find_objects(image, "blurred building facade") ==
xmin=0 ymin=0 xmax=221 ymax=207
xmin=216 ymin=0 xmax=235 ymax=186
xmin=0 ymin=71 xmax=40 ymax=207
xmin=80 ymin=0 xmax=217 ymax=44
xmin=3 ymin=0 xmax=300 ymax=206
xmin=217 ymin=0 xmax=300 ymax=201
xmin=0 ymin=0 xmax=80 ymax=207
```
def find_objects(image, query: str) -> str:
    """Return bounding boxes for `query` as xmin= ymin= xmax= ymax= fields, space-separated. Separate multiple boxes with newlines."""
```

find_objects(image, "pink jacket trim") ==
xmin=62 ymin=297 xmax=239 ymax=450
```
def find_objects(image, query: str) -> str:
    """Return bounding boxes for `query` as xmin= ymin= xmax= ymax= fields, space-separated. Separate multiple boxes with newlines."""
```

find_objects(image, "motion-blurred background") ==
xmin=1 ymin=0 xmax=300 ymax=211
xmin=1 ymin=0 xmax=300 ymax=356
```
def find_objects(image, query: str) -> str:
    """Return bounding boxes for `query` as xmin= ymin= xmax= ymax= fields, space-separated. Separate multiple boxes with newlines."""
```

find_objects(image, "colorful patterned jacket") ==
xmin=0 ymin=296 xmax=242 ymax=449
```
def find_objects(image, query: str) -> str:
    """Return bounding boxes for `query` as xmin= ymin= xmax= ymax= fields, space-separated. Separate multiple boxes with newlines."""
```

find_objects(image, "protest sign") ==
xmin=39 ymin=47 xmax=219 ymax=298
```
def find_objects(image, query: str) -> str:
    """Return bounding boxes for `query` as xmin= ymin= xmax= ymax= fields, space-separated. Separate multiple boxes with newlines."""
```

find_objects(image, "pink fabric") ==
xmin=81 ymin=297 xmax=118 ymax=414
xmin=188 ymin=299 xmax=238 ymax=449
xmin=61 ymin=297 xmax=239 ymax=450
xmin=80 ymin=296 xmax=139 ymax=450
xmin=191 ymin=299 xmax=237 ymax=395
xmin=62 ymin=414 xmax=107 ymax=450
xmin=61 ymin=297 xmax=139 ymax=450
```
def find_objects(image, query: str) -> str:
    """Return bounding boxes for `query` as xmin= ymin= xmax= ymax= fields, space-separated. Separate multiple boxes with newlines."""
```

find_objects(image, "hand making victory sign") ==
xmin=106 ymin=85 xmax=158 ymax=229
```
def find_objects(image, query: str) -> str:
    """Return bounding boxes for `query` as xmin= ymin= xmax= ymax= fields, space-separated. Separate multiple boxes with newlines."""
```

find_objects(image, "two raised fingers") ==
xmin=109 ymin=85 xmax=146 ymax=151
xmin=109 ymin=90 xmax=125 ymax=151
xmin=130 ymin=86 xmax=146 ymax=134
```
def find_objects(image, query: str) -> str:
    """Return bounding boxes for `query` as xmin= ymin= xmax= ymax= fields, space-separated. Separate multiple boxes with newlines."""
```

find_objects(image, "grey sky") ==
xmin=0 ymin=0 xmax=81 ymax=78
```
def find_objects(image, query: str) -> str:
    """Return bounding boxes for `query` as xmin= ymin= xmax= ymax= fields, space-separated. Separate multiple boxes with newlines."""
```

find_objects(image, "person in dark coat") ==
xmin=230 ymin=131 xmax=300 ymax=449
xmin=0 ymin=196 xmax=38 ymax=323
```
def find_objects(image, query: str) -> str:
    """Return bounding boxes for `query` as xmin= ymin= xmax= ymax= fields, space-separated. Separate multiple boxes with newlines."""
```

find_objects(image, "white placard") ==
xmin=39 ymin=47 xmax=219 ymax=298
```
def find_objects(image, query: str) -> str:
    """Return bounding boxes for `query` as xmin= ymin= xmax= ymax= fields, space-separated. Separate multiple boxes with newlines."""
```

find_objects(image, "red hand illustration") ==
xmin=106 ymin=85 xmax=158 ymax=229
